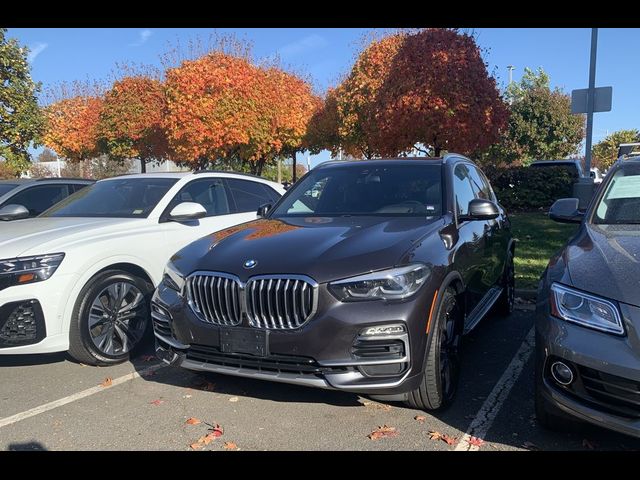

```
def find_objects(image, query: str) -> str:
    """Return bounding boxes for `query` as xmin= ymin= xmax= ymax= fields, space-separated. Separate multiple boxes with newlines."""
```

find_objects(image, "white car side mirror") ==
xmin=0 ymin=204 xmax=30 ymax=221
xmin=167 ymin=202 xmax=207 ymax=222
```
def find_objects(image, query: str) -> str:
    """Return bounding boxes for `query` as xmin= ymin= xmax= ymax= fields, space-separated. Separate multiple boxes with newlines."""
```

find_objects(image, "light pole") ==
xmin=507 ymin=65 xmax=515 ymax=85
xmin=584 ymin=28 xmax=598 ymax=175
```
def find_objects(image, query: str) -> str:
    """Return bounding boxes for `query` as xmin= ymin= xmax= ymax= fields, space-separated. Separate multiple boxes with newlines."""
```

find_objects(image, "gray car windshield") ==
xmin=271 ymin=164 xmax=443 ymax=217
xmin=41 ymin=178 xmax=178 ymax=218
xmin=593 ymin=165 xmax=640 ymax=224
xmin=0 ymin=184 xmax=18 ymax=196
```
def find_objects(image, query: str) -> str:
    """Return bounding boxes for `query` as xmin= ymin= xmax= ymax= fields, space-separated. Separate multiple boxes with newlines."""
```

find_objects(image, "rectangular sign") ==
xmin=571 ymin=86 xmax=613 ymax=114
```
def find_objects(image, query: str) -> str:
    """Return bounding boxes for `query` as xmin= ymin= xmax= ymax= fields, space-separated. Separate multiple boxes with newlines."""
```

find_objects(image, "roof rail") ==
xmin=191 ymin=169 xmax=266 ymax=180
xmin=617 ymin=143 xmax=640 ymax=159
xmin=35 ymin=177 xmax=94 ymax=182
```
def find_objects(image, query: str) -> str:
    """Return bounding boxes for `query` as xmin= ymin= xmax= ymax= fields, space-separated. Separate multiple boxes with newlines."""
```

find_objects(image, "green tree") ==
xmin=592 ymin=129 xmax=640 ymax=171
xmin=481 ymin=68 xmax=584 ymax=166
xmin=0 ymin=28 xmax=44 ymax=175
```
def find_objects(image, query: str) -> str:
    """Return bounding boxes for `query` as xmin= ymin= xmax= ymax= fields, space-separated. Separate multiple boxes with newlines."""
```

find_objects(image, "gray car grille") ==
xmin=187 ymin=274 xmax=243 ymax=326
xmin=186 ymin=273 xmax=317 ymax=330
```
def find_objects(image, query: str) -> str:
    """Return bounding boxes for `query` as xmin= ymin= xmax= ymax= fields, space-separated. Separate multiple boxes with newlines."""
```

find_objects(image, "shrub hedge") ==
xmin=485 ymin=166 xmax=576 ymax=212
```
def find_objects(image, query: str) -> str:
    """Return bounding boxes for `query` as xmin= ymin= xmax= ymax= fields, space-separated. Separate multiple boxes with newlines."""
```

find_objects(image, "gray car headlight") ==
xmin=550 ymin=283 xmax=624 ymax=335
xmin=0 ymin=253 xmax=65 ymax=291
xmin=163 ymin=261 xmax=185 ymax=293
xmin=329 ymin=264 xmax=430 ymax=302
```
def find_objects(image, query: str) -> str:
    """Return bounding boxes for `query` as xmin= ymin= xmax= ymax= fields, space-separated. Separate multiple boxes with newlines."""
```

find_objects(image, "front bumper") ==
xmin=0 ymin=273 xmax=78 ymax=354
xmin=151 ymin=282 xmax=434 ymax=397
xmin=537 ymin=296 xmax=640 ymax=438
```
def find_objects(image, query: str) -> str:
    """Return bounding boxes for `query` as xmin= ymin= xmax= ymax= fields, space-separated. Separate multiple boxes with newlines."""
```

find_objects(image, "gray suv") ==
xmin=536 ymin=154 xmax=640 ymax=438
xmin=0 ymin=178 xmax=94 ymax=221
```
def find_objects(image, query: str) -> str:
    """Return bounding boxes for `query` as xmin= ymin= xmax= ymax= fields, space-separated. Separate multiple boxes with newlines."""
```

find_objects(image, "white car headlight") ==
xmin=329 ymin=264 xmax=430 ymax=302
xmin=0 ymin=253 xmax=65 ymax=291
xmin=163 ymin=261 xmax=185 ymax=293
xmin=550 ymin=283 xmax=624 ymax=335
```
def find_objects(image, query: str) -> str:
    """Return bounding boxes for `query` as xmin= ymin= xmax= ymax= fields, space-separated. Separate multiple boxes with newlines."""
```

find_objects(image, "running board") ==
xmin=463 ymin=286 xmax=503 ymax=334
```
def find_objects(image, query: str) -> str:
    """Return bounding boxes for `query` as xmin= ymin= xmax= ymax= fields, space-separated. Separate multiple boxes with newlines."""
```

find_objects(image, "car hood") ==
xmin=0 ymin=217 xmax=150 ymax=258
xmin=565 ymin=224 xmax=640 ymax=307
xmin=173 ymin=216 xmax=443 ymax=284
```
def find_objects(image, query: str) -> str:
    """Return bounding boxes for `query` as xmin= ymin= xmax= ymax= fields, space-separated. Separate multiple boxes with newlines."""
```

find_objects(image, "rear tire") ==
xmin=494 ymin=251 xmax=515 ymax=316
xmin=68 ymin=269 xmax=153 ymax=366
xmin=405 ymin=288 xmax=462 ymax=411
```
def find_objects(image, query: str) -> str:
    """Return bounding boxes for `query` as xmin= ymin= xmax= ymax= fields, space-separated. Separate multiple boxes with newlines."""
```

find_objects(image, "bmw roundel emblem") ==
xmin=243 ymin=259 xmax=258 ymax=269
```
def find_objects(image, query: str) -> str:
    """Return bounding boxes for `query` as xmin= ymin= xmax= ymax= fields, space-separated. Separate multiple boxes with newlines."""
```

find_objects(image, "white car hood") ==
xmin=0 ymin=217 xmax=152 ymax=258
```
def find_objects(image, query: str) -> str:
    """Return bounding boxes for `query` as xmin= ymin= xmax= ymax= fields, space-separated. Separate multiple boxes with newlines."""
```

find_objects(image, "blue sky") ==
xmin=8 ymin=28 xmax=640 ymax=167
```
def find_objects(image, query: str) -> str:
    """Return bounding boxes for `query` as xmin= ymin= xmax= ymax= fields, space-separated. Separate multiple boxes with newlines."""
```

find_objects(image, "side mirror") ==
xmin=461 ymin=199 xmax=500 ymax=221
xmin=167 ymin=202 xmax=207 ymax=222
xmin=549 ymin=198 xmax=584 ymax=224
xmin=0 ymin=204 xmax=30 ymax=221
xmin=257 ymin=203 xmax=272 ymax=218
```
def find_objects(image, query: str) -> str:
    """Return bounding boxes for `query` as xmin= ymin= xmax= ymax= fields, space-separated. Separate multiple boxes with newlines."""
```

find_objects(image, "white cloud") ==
xmin=129 ymin=29 xmax=152 ymax=47
xmin=27 ymin=42 xmax=48 ymax=63
xmin=276 ymin=34 xmax=328 ymax=59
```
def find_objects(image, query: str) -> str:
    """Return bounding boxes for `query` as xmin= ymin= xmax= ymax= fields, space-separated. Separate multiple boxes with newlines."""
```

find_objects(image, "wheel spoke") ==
xmin=119 ymin=292 xmax=144 ymax=314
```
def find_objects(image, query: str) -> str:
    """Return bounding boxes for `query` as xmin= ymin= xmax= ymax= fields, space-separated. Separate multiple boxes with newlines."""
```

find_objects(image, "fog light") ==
xmin=361 ymin=324 xmax=406 ymax=336
xmin=551 ymin=361 xmax=574 ymax=386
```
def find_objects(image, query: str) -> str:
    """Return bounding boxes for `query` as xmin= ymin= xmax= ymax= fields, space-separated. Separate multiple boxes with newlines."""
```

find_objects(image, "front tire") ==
xmin=405 ymin=288 xmax=462 ymax=411
xmin=68 ymin=269 xmax=152 ymax=366
xmin=494 ymin=251 xmax=515 ymax=316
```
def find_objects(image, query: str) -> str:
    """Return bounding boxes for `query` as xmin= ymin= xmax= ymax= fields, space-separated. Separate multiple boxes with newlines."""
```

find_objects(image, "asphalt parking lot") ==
xmin=1 ymin=301 xmax=639 ymax=451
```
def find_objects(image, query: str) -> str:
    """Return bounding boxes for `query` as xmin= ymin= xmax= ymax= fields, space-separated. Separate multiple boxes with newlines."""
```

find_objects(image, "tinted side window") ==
xmin=227 ymin=179 xmax=274 ymax=213
xmin=468 ymin=166 xmax=495 ymax=201
xmin=9 ymin=185 xmax=70 ymax=216
xmin=169 ymin=179 xmax=231 ymax=217
xmin=70 ymin=183 xmax=91 ymax=194
xmin=453 ymin=164 xmax=476 ymax=217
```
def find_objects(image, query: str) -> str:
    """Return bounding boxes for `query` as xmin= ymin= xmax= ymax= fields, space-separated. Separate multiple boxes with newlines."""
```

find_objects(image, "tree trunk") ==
xmin=434 ymin=146 xmax=442 ymax=157
xmin=292 ymin=153 xmax=297 ymax=183
xmin=140 ymin=158 xmax=146 ymax=174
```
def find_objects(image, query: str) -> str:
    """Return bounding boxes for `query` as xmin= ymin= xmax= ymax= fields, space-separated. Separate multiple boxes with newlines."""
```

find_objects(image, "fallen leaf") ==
xmin=223 ymin=441 xmax=239 ymax=450
xmin=190 ymin=442 xmax=204 ymax=450
xmin=208 ymin=423 xmax=224 ymax=437
xmin=368 ymin=425 xmax=398 ymax=440
xmin=414 ymin=415 xmax=427 ymax=424
xmin=185 ymin=417 xmax=201 ymax=425
xmin=442 ymin=434 xmax=457 ymax=446
xmin=100 ymin=377 xmax=113 ymax=387
xmin=150 ymin=399 xmax=164 ymax=406
xmin=468 ymin=436 xmax=485 ymax=447
xmin=363 ymin=400 xmax=392 ymax=411
xmin=228 ymin=396 xmax=239 ymax=403
xmin=428 ymin=430 xmax=443 ymax=441
xmin=582 ymin=438 xmax=598 ymax=450
xmin=199 ymin=433 xmax=218 ymax=445
xmin=522 ymin=441 xmax=539 ymax=451
xmin=140 ymin=355 xmax=155 ymax=362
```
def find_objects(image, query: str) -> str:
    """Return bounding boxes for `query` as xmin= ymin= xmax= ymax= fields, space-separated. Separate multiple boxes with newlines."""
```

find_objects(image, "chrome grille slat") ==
xmin=186 ymin=274 xmax=242 ymax=326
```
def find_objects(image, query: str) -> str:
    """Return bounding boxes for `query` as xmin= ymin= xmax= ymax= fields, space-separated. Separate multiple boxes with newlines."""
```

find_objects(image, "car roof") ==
xmin=0 ymin=177 xmax=92 ymax=184
xmin=95 ymin=171 xmax=283 ymax=188
xmin=314 ymin=155 xmax=471 ymax=170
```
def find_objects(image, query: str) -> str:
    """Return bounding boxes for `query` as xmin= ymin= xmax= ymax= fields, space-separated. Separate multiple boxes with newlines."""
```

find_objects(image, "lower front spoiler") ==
xmin=154 ymin=335 xmax=421 ymax=399
xmin=542 ymin=379 xmax=640 ymax=439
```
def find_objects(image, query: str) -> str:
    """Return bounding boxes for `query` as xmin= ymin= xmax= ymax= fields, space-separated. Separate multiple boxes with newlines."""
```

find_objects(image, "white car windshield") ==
xmin=41 ymin=178 xmax=178 ymax=218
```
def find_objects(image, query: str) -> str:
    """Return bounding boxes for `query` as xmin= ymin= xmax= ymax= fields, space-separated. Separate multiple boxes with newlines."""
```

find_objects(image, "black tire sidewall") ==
xmin=73 ymin=270 xmax=152 ymax=364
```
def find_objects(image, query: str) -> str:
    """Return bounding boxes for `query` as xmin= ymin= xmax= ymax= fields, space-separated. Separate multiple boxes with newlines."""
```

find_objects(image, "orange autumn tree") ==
xmin=373 ymin=29 xmax=509 ymax=156
xmin=97 ymin=75 xmax=168 ymax=173
xmin=43 ymin=94 xmax=103 ymax=163
xmin=164 ymin=51 xmax=267 ymax=171
xmin=334 ymin=34 xmax=404 ymax=158
xmin=304 ymin=88 xmax=341 ymax=156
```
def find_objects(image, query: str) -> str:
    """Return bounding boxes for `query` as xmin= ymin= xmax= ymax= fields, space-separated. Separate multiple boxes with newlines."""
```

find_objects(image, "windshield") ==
xmin=271 ymin=164 xmax=443 ymax=217
xmin=0 ymin=184 xmax=18 ymax=196
xmin=593 ymin=165 xmax=640 ymax=224
xmin=41 ymin=178 xmax=178 ymax=218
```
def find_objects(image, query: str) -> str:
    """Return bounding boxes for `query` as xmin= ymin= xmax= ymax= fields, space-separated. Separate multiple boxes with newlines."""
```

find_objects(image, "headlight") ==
xmin=550 ymin=283 xmax=624 ymax=335
xmin=163 ymin=261 xmax=185 ymax=293
xmin=0 ymin=253 xmax=65 ymax=291
xmin=329 ymin=264 xmax=430 ymax=302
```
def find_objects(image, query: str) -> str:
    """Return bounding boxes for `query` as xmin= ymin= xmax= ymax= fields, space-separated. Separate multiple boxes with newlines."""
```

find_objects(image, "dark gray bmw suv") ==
xmin=152 ymin=155 xmax=515 ymax=410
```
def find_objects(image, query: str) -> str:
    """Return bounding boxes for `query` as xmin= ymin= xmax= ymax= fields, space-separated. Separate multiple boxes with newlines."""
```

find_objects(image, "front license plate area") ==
xmin=219 ymin=328 xmax=268 ymax=357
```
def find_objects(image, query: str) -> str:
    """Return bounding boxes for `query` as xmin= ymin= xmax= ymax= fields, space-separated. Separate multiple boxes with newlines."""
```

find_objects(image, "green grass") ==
xmin=510 ymin=211 xmax=578 ymax=290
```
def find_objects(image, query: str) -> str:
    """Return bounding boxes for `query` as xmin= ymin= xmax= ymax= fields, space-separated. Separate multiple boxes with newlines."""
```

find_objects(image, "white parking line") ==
xmin=455 ymin=326 xmax=535 ymax=451
xmin=0 ymin=363 xmax=165 ymax=429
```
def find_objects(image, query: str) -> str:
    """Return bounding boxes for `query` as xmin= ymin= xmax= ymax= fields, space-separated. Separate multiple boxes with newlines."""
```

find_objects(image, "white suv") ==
xmin=0 ymin=171 xmax=285 ymax=365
